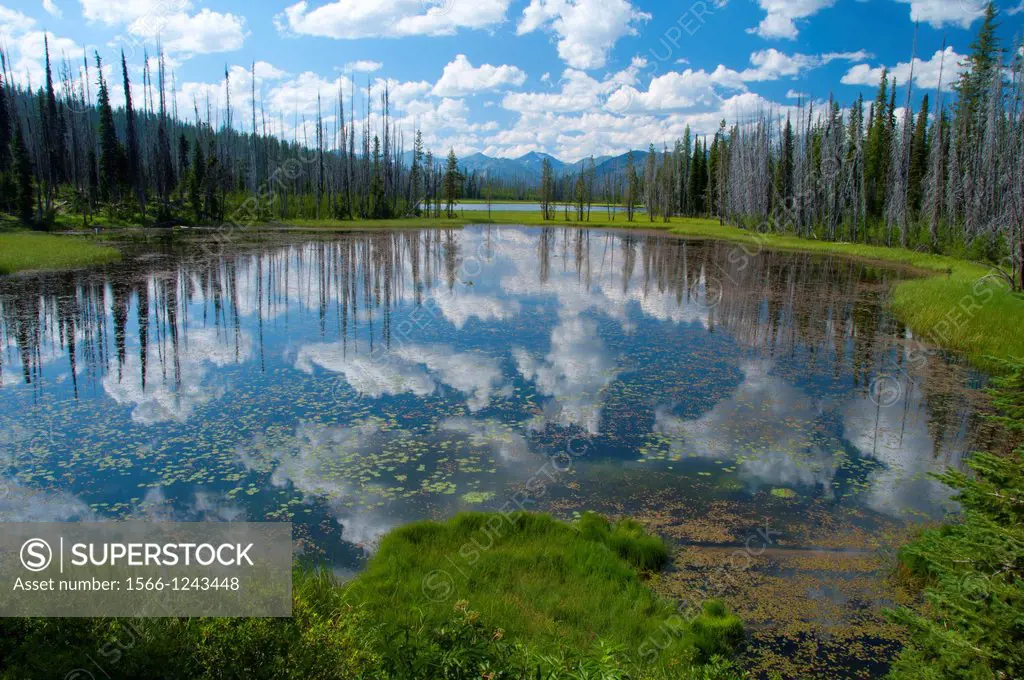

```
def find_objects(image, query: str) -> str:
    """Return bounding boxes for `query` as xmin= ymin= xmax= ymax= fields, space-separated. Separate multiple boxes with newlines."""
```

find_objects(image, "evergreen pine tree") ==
xmin=0 ymin=69 xmax=10 ymax=175
xmin=12 ymin=122 xmax=34 ymax=223
xmin=203 ymin=139 xmax=219 ymax=221
xmin=781 ymin=113 xmax=795 ymax=206
xmin=42 ymin=36 xmax=63 ymax=195
xmin=688 ymin=139 xmax=705 ymax=215
xmin=907 ymin=94 xmax=929 ymax=216
xmin=95 ymin=54 xmax=123 ymax=203
xmin=865 ymin=69 xmax=889 ymax=217
xmin=190 ymin=141 xmax=205 ymax=222
xmin=424 ymin=150 xmax=434 ymax=216
xmin=644 ymin=144 xmax=657 ymax=222
xmin=177 ymin=134 xmax=190 ymax=197
xmin=680 ymin=126 xmax=692 ymax=214
xmin=707 ymin=134 xmax=720 ymax=218
xmin=443 ymin=148 xmax=460 ymax=218
xmin=121 ymin=51 xmax=144 ymax=217
xmin=955 ymin=3 xmax=1002 ymax=134
xmin=625 ymin=151 xmax=639 ymax=222
xmin=541 ymin=157 xmax=554 ymax=220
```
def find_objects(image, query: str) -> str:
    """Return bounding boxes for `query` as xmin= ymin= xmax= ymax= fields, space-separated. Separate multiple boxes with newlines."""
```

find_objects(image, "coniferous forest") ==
xmin=0 ymin=6 xmax=1021 ymax=283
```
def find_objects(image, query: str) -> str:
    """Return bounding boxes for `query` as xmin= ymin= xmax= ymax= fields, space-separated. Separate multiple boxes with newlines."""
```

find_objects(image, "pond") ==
xmin=0 ymin=225 xmax=986 ymax=580
xmin=453 ymin=201 xmax=645 ymax=212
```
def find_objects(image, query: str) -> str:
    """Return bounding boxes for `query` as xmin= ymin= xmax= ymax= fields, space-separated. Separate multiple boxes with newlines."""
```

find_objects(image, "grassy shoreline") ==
xmin=0 ymin=232 xmax=122 ymax=275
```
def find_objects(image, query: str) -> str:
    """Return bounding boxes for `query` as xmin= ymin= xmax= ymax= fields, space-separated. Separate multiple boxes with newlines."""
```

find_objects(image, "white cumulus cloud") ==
xmin=841 ymin=47 xmax=967 ymax=91
xmin=432 ymin=54 xmax=527 ymax=97
xmin=126 ymin=9 xmax=247 ymax=56
xmin=276 ymin=0 xmax=513 ymax=39
xmin=747 ymin=0 xmax=837 ymax=40
xmin=893 ymin=0 xmax=984 ymax=29
xmin=344 ymin=60 xmax=383 ymax=73
xmin=517 ymin=0 xmax=651 ymax=70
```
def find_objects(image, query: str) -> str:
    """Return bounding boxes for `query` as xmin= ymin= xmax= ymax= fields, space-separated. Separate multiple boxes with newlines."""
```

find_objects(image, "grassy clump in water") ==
xmin=346 ymin=513 xmax=683 ymax=659
xmin=0 ymin=233 xmax=121 ymax=274
xmin=690 ymin=600 xmax=745 ymax=664
xmin=0 ymin=512 xmax=742 ymax=679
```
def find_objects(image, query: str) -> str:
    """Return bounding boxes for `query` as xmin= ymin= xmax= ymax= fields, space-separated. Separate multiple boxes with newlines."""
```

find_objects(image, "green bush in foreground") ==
xmin=0 ymin=512 xmax=743 ymax=679
xmin=886 ymin=361 xmax=1024 ymax=679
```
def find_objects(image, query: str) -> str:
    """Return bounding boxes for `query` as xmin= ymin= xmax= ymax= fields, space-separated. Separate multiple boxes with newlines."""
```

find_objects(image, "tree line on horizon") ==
xmin=0 ymin=43 xmax=491 ymax=228
xmin=551 ymin=5 xmax=1020 ymax=287
xmin=0 ymin=6 xmax=1020 ymax=283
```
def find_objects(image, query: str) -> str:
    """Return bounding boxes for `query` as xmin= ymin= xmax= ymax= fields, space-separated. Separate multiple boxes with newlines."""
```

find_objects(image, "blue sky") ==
xmin=0 ymin=0 xmax=1021 ymax=160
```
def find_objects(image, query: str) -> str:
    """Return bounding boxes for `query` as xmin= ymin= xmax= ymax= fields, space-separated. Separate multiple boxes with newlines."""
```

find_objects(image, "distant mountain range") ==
xmin=403 ymin=150 xmax=650 ymax=183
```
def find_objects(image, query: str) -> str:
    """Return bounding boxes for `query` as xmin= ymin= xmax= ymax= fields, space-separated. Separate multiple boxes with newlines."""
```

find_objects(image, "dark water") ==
xmin=0 ymin=227 xmax=984 ymax=570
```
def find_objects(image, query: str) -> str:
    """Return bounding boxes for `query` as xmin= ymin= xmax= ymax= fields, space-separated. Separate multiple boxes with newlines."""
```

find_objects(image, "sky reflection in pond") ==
xmin=0 ymin=227 xmax=986 ymax=566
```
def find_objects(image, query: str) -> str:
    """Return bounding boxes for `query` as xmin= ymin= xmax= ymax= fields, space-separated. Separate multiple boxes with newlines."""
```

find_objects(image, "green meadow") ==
xmin=0 ymin=232 xmax=121 ymax=275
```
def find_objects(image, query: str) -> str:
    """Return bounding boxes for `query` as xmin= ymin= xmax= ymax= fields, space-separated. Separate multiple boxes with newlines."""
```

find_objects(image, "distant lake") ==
xmin=453 ymin=202 xmax=645 ymax=212
xmin=0 ymin=226 xmax=984 ymax=573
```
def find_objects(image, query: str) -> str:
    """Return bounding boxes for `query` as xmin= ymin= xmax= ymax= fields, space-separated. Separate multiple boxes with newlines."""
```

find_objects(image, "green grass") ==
xmin=659 ymin=221 xmax=1024 ymax=369
xmin=0 ymin=513 xmax=743 ymax=679
xmin=343 ymin=512 xmax=696 ymax=661
xmin=0 ymin=232 xmax=121 ymax=274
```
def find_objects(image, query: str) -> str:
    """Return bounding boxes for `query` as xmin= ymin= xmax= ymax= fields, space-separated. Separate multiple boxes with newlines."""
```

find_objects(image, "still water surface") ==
xmin=454 ymin=202 xmax=645 ymax=212
xmin=0 ymin=227 xmax=984 ymax=571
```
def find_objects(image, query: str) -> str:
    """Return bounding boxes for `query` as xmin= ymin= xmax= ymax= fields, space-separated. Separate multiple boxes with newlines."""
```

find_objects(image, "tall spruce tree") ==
xmin=190 ymin=141 xmax=205 ymax=222
xmin=780 ymin=113 xmax=795 ymax=206
xmin=907 ymin=94 xmax=929 ymax=216
xmin=443 ymin=148 xmax=460 ymax=218
xmin=625 ymin=151 xmax=638 ymax=221
xmin=177 ymin=134 xmax=189 ymax=198
xmin=0 ymin=68 xmax=10 ymax=175
xmin=95 ymin=54 xmax=123 ymax=203
xmin=644 ymin=144 xmax=657 ymax=222
xmin=955 ymin=3 xmax=1002 ymax=137
xmin=688 ymin=138 xmax=705 ymax=215
xmin=865 ymin=69 xmax=889 ymax=217
xmin=540 ymin=157 xmax=554 ymax=220
xmin=121 ymin=51 xmax=144 ymax=219
xmin=12 ymin=121 xmax=34 ymax=223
